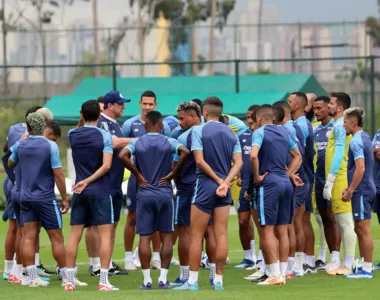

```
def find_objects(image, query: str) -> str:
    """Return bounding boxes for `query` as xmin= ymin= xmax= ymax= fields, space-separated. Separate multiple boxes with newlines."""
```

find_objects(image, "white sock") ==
xmin=180 ymin=265 xmax=189 ymax=280
xmin=4 ymin=260 xmax=14 ymax=274
xmin=294 ymin=252 xmax=304 ymax=270
xmin=14 ymin=264 xmax=22 ymax=278
xmin=318 ymin=248 xmax=327 ymax=262
xmin=214 ymin=274 xmax=223 ymax=284
xmin=34 ymin=253 xmax=40 ymax=266
xmin=244 ymin=250 xmax=252 ymax=261
xmin=250 ymin=240 xmax=256 ymax=260
xmin=258 ymin=249 xmax=263 ymax=261
xmin=60 ymin=267 xmax=68 ymax=280
xmin=67 ymin=268 xmax=76 ymax=285
xmin=201 ymin=251 xmax=205 ymax=258
xmin=158 ymin=268 xmax=168 ymax=283
xmin=26 ymin=265 xmax=37 ymax=280
xmin=287 ymin=257 xmax=295 ymax=271
xmin=306 ymin=255 xmax=315 ymax=267
xmin=209 ymin=263 xmax=216 ymax=279
xmin=133 ymin=247 xmax=139 ymax=259
xmin=188 ymin=271 xmax=198 ymax=285
xmin=331 ymin=251 xmax=340 ymax=263
xmin=153 ymin=252 xmax=160 ymax=261
xmin=270 ymin=262 xmax=280 ymax=278
xmin=344 ymin=255 xmax=355 ymax=269
xmin=100 ymin=269 xmax=109 ymax=285
xmin=125 ymin=252 xmax=133 ymax=262
xmin=280 ymin=262 xmax=287 ymax=277
xmin=142 ymin=269 xmax=152 ymax=285
xmin=259 ymin=259 xmax=266 ymax=274
xmin=363 ymin=262 xmax=373 ymax=273
xmin=89 ymin=257 xmax=93 ymax=267
xmin=109 ymin=260 xmax=113 ymax=269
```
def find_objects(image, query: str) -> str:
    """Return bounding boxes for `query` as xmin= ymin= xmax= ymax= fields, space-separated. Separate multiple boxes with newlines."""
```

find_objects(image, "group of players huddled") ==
xmin=1 ymin=89 xmax=380 ymax=292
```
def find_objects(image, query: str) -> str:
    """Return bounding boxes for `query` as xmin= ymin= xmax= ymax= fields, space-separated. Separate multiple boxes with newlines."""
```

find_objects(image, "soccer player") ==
xmin=119 ymin=111 xmax=189 ymax=289
xmin=251 ymin=105 xmax=302 ymax=285
xmin=235 ymin=105 xmax=258 ymax=269
xmin=177 ymin=96 xmax=243 ymax=291
xmin=288 ymin=92 xmax=316 ymax=275
xmin=342 ymin=108 xmax=376 ymax=279
xmin=313 ymin=96 xmax=341 ymax=270
xmin=65 ymin=100 xmax=117 ymax=292
xmin=86 ymin=91 xmax=132 ymax=276
xmin=8 ymin=112 xmax=69 ymax=287
xmin=324 ymin=92 xmax=357 ymax=275
xmin=122 ymin=90 xmax=171 ymax=270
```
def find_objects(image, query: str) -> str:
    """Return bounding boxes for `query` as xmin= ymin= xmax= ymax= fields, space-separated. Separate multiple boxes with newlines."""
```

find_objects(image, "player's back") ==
xmin=122 ymin=115 xmax=171 ymax=138
xmin=176 ymin=128 xmax=196 ymax=193
xmin=68 ymin=125 xmax=112 ymax=196
xmin=194 ymin=121 xmax=238 ymax=179
xmin=15 ymin=136 xmax=59 ymax=201
xmin=134 ymin=133 xmax=175 ymax=197
xmin=348 ymin=130 xmax=376 ymax=195
xmin=254 ymin=124 xmax=291 ymax=181
xmin=8 ymin=123 xmax=27 ymax=149
xmin=294 ymin=116 xmax=314 ymax=182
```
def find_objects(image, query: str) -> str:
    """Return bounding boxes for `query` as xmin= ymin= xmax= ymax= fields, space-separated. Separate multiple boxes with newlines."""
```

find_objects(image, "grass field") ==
xmin=0 ymin=213 xmax=379 ymax=300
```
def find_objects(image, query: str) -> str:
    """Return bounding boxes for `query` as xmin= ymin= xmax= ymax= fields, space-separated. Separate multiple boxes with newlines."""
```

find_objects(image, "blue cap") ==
xmin=104 ymin=91 xmax=131 ymax=106
xmin=164 ymin=116 xmax=179 ymax=130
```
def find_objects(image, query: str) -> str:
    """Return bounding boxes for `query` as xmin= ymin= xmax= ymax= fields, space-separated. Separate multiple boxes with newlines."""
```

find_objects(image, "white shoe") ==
xmin=325 ymin=261 xmax=340 ymax=272
xmin=171 ymin=256 xmax=180 ymax=266
xmin=125 ymin=260 xmax=137 ymax=271
xmin=29 ymin=277 xmax=49 ymax=287
xmin=76 ymin=278 xmax=88 ymax=286
xmin=244 ymin=271 xmax=264 ymax=280
xmin=133 ymin=258 xmax=141 ymax=268
xmin=257 ymin=276 xmax=285 ymax=286
xmin=152 ymin=260 xmax=161 ymax=270
xmin=98 ymin=282 xmax=119 ymax=291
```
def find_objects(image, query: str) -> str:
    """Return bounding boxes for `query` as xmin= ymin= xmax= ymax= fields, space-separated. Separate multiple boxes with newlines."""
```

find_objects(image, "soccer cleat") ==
xmin=315 ymin=260 xmax=326 ymax=270
xmin=8 ymin=274 xmax=22 ymax=284
xmin=286 ymin=271 xmax=295 ymax=280
xmin=158 ymin=281 xmax=171 ymax=289
xmin=292 ymin=269 xmax=304 ymax=277
xmin=133 ymin=258 xmax=141 ymax=268
xmin=139 ymin=282 xmax=153 ymax=290
xmin=2 ymin=272 xmax=9 ymax=280
xmin=213 ymin=281 xmax=224 ymax=290
xmin=125 ymin=260 xmax=137 ymax=271
xmin=91 ymin=267 xmax=101 ymax=277
xmin=29 ymin=277 xmax=49 ymax=287
xmin=37 ymin=266 xmax=51 ymax=277
xmin=37 ymin=264 xmax=54 ymax=275
xmin=246 ymin=260 xmax=262 ymax=270
xmin=346 ymin=270 xmax=373 ymax=279
xmin=152 ymin=260 xmax=161 ymax=270
xmin=235 ymin=259 xmax=255 ymax=269
xmin=171 ymin=256 xmax=180 ymax=266
xmin=257 ymin=276 xmax=285 ymax=286
xmin=209 ymin=278 xmax=214 ymax=286
xmin=98 ymin=283 xmax=119 ymax=291
xmin=303 ymin=264 xmax=317 ymax=275
xmin=109 ymin=262 xmax=129 ymax=276
xmin=172 ymin=280 xmax=199 ymax=291
xmin=251 ymin=274 xmax=268 ymax=283
xmin=76 ymin=278 xmax=88 ymax=286
xmin=325 ymin=261 xmax=340 ymax=272
xmin=374 ymin=263 xmax=380 ymax=271
xmin=244 ymin=271 xmax=264 ymax=281
xmin=327 ymin=265 xmax=352 ymax=276
xmin=170 ymin=277 xmax=186 ymax=287
xmin=64 ymin=282 xmax=75 ymax=291
xmin=225 ymin=257 xmax=230 ymax=265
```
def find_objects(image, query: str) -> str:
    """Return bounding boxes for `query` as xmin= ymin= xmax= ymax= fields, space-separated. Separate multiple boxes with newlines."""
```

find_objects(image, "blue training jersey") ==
xmin=252 ymin=124 xmax=298 ymax=182
xmin=68 ymin=125 xmax=113 ymax=196
xmin=239 ymin=127 xmax=253 ymax=188
xmin=122 ymin=115 xmax=172 ymax=138
xmin=98 ymin=114 xmax=124 ymax=193
xmin=10 ymin=136 xmax=61 ymax=202
xmin=191 ymin=121 xmax=241 ymax=179
xmin=372 ymin=129 xmax=380 ymax=194
xmin=314 ymin=119 xmax=334 ymax=191
xmin=126 ymin=133 xmax=182 ymax=198
xmin=348 ymin=130 xmax=376 ymax=196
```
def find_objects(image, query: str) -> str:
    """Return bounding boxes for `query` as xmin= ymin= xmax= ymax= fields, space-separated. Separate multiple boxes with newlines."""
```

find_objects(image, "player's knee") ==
xmin=238 ymin=216 xmax=249 ymax=227
xmin=127 ymin=212 xmax=136 ymax=224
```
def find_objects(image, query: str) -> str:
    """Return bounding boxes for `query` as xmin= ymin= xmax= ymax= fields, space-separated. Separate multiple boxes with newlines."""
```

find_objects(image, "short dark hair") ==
xmin=192 ymin=99 xmax=203 ymax=111
xmin=141 ymin=90 xmax=156 ymax=102
xmin=45 ymin=121 xmax=61 ymax=138
xmin=290 ymin=92 xmax=308 ymax=108
xmin=272 ymin=105 xmax=285 ymax=123
xmin=273 ymin=101 xmax=291 ymax=113
xmin=146 ymin=111 xmax=162 ymax=125
xmin=97 ymin=96 xmax=104 ymax=104
xmin=344 ymin=107 xmax=364 ymax=127
xmin=331 ymin=92 xmax=351 ymax=110
xmin=257 ymin=104 xmax=274 ymax=121
xmin=248 ymin=104 xmax=260 ymax=112
xmin=203 ymin=96 xmax=223 ymax=109
xmin=177 ymin=101 xmax=202 ymax=119
xmin=81 ymin=100 xmax=100 ymax=122
xmin=25 ymin=106 xmax=42 ymax=119
xmin=314 ymin=96 xmax=330 ymax=105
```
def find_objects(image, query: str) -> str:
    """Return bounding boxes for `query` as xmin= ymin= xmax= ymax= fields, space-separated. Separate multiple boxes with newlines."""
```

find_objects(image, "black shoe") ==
xmin=251 ymin=274 xmax=268 ymax=283
xmin=109 ymin=262 xmax=129 ymax=276
xmin=37 ymin=264 xmax=54 ymax=275
xmin=90 ymin=266 xmax=101 ymax=277
xmin=303 ymin=263 xmax=317 ymax=275
xmin=315 ymin=260 xmax=326 ymax=271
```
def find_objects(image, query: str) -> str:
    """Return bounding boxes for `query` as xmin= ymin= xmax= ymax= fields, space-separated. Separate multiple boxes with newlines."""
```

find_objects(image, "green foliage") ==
xmin=335 ymin=60 xmax=380 ymax=82
xmin=70 ymin=51 xmax=113 ymax=84
xmin=247 ymin=68 xmax=272 ymax=75
xmin=366 ymin=0 xmax=380 ymax=46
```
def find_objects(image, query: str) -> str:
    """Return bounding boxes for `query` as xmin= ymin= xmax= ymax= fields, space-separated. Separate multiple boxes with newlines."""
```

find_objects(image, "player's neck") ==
xmin=140 ymin=113 xmax=147 ymax=123
xmin=292 ymin=110 xmax=304 ymax=121
xmin=352 ymin=127 xmax=362 ymax=136
xmin=334 ymin=112 xmax=343 ymax=121
xmin=102 ymin=110 xmax=117 ymax=121
xmin=261 ymin=120 xmax=273 ymax=126
xmin=206 ymin=116 xmax=220 ymax=122
xmin=321 ymin=116 xmax=332 ymax=126
xmin=85 ymin=121 xmax=98 ymax=127
xmin=283 ymin=116 xmax=291 ymax=123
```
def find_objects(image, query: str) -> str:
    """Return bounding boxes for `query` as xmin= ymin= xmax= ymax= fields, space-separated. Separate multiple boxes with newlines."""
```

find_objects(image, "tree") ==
xmin=366 ymin=0 xmax=380 ymax=46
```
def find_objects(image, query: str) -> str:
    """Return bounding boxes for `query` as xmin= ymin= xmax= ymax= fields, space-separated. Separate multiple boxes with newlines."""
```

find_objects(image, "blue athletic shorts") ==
xmin=11 ymin=189 xmax=22 ymax=227
xmin=112 ymin=190 xmax=123 ymax=222
xmin=175 ymin=192 xmax=192 ymax=226
xmin=373 ymin=193 xmax=380 ymax=214
xmin=192 ymin=177 xmax=232 ymax=215
xmin=4 ymin=177 xmax=16 ymax=220
xmin=238 ymin=187 xmax=251 ymax=213
xmin=136 ymin=196 xmax=174 ymax=236
xmin=126 ymin=175 xmax=137 ymax=211
xmin=351 ymin=192 xmax=375 ymax=221
xmin=294 ymin=182 xmax=310 ymax=209
xmin=21 ymin=199 xmax=62 ymax=230
xmin=70 ymin=194 xmax=114 ymax=227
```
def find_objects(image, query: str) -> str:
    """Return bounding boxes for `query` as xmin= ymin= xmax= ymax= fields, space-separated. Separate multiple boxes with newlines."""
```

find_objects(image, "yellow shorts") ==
xmin=230 ymin=179 xmax=241 ymax=201
xmin=331 ymin=176 xmax=351 ymax=214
